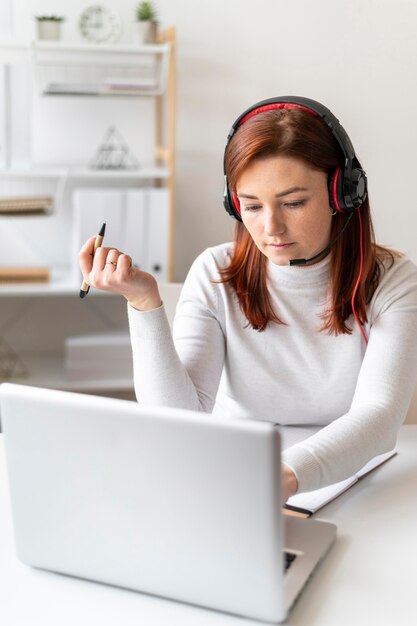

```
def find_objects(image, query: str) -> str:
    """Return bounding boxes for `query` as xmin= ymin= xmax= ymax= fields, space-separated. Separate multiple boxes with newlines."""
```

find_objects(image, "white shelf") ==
xmin=0 ymin=166 xmax=169 ymax=181
xmin=31 ymin=40 xmax=170 ymax=97
xmin=0 ymin=168 xmax=66 ymax=179
xmin=9 ymin=354 xmax=134 ymax=392
xmin=33 ymin=41 xmax=169 ymax=55
xmin=0 ymin=269 xmax=76 ymax=297
xmin=69 ymin=166 xmax=169 ymax=180
xmin=0 ymin=268 xmax=118 ymax=297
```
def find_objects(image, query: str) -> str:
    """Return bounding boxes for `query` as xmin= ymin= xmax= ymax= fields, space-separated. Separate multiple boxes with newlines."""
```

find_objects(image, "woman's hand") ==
xmin=281 ymin=463 xmax=298 ymax=504
xmin=79 ymin=235 xmax=162 ymax=311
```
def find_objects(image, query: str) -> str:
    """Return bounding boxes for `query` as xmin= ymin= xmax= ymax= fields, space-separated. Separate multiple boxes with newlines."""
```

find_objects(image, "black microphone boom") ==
xmin=289 ymin=213 xmax=354 ymax=266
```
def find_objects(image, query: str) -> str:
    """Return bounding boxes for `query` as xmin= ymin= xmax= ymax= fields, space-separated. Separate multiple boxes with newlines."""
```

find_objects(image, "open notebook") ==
xmin=284 ymin=449 xmax=396 ymax=518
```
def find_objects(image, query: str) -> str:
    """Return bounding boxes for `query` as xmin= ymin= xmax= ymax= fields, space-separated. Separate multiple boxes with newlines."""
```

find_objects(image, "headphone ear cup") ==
xmin=328 ymin=167 xmax=345 ymax=213
xmin=223 ymin=177 xmax=243 ymax=221
xmin=349 ymin=168 xmax=368 ymax=208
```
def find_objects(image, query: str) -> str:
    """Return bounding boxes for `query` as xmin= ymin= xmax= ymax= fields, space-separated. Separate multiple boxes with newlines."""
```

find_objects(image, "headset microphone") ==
xmin=289 ymin=213 xmax=353 ymax=266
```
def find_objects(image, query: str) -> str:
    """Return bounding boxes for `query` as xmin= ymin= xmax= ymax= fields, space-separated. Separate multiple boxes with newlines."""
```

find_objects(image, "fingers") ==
xmin=115 ymin=253 xmax=133 ymax=275
xmin=78 ymin=235 xmax=98 ymax=276
xmin=94 ymin=247 xmax=121 ymax=271
xmin=79 ymin=240 xmax=134 ymax=293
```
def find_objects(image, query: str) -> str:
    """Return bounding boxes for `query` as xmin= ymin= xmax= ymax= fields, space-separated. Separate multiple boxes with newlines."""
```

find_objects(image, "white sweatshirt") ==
xmin=128 ymin=243 xmax=417 ymax=493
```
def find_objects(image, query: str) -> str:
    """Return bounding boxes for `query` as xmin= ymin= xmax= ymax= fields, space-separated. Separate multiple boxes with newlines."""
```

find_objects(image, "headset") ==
xmin=223 ymin=95 xmax=368 ymax=221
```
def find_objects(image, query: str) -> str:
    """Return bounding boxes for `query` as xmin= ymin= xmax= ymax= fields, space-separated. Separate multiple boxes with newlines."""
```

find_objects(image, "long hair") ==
xmin=218 ymin=107 xmax=396 ymax=333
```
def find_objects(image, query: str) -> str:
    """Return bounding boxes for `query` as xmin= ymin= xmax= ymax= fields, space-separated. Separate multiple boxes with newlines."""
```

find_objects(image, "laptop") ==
xmin=0 ymin=382 xmax=336 ymax=623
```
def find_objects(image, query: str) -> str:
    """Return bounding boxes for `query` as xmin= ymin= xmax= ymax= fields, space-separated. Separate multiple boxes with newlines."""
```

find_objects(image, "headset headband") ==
xmin=223 ymin=95 xmax=367 ymax=219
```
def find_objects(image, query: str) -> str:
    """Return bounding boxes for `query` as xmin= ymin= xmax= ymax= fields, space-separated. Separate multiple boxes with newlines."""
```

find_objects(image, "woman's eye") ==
xmin=283 ymin=200 xmax=305 ymax=209
xmin=244 ymin=205 xmax=262 ymax=212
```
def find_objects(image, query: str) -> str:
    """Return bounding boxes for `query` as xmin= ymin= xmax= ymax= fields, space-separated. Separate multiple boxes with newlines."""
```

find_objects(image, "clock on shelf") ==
xmin=79 ymin=5 xmax=122 ymax=43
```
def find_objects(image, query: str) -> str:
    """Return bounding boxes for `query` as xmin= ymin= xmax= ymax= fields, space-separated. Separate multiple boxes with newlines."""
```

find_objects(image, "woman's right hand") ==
xmin=79 ymin=235 xmax=162 ymax=311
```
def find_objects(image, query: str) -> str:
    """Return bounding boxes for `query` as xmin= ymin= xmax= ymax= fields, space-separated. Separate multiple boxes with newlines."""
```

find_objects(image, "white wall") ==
xmin=10 ymin=0 xmax=417 ymax=280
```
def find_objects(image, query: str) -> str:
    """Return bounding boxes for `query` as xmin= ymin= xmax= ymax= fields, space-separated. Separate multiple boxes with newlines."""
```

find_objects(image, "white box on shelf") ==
xmin=125 ymin=189 xmax=148 ymax=271
xmin=9 ymin=63 xmax=32 ymax=170
xmin=65 ymin=331 xmax=133 ymax=382
xmin=0 ymin=65 xmax=7 ymax=169
xmin=147 ymin=188 xmax=170 ymax=281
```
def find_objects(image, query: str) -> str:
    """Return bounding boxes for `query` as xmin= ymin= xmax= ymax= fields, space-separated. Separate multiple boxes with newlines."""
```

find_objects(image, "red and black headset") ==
xmin=223 ymin=95 xmax=367 ymax=220
xmin=222 ymin=96 xmax=369 ymax=344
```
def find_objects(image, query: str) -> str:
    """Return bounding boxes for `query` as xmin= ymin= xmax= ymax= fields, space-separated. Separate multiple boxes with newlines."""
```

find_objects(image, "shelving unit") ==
xmin=0 ymin=28 xmax=176 ymax=394
xmin=0 ymin=26 xmax=176 ymax=292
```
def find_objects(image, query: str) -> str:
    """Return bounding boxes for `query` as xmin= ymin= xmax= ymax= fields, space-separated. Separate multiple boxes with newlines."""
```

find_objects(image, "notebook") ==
xmin=0 ymin=383 xmax=336 ymax=623
xmin=285 ymin=449 xmax=397 ymax=518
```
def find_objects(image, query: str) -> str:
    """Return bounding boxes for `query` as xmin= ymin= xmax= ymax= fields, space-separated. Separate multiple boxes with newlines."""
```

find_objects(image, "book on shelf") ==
xmin=283 ymin=449 xmax=397 ymax=518
xmin=0 ymin=196 xmax=53 ymax=215
xmin=0 ymin=267 xmax=49 ymax=283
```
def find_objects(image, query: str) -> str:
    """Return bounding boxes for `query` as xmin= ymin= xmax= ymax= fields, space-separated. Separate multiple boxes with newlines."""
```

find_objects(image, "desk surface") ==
xmin=1 ymin=426 xmax=417 ymax=626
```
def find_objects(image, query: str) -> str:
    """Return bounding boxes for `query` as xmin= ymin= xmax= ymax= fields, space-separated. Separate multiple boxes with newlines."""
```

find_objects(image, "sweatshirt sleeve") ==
xmin=282 ymin=256 xmax=417 ymax=493
xmin=128 ymin=249 xmax=226 ymax=411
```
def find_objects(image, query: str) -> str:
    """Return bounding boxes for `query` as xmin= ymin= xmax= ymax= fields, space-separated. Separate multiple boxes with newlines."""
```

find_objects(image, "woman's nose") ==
xmin=264 ymin=208 xmax=285 ymax=236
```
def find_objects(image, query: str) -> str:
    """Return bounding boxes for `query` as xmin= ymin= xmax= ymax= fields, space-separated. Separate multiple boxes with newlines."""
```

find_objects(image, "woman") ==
xmin=79 ymin=96 xmax=417 ymax=502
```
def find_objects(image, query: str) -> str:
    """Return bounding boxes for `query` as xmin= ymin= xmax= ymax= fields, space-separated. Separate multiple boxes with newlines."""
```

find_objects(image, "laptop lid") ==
xmin=1 ymin=383 xmax=288 ymax=622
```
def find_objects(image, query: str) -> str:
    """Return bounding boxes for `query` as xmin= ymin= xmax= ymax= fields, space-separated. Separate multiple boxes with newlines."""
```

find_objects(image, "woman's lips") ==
xmin=269 ymin=243 xmax=295 ymax=249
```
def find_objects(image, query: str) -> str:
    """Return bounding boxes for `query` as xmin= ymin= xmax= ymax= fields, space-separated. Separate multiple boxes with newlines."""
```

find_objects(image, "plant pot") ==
xmin=137 ymin=21 xmax=157 ymax=44
xmin=37 ymin=21 xmax=62 ymax=41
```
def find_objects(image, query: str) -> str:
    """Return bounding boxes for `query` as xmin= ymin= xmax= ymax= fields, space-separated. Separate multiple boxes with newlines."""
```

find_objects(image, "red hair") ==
xmin=218 ymin=108 xmax=397 ymax=333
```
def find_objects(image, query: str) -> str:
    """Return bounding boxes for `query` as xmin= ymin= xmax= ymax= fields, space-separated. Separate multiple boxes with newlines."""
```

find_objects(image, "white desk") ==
xmin=1 ymin=426 xmax=416 ymax=626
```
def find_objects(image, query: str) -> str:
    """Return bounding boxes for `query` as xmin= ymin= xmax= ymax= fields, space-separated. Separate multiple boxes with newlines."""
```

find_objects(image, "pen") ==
xmin=79 ymin=222 xmax=106 ymax=299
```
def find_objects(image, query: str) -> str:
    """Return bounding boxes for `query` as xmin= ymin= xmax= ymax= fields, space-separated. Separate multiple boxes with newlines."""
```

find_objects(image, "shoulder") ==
xmin=376 ymin=251 xmax=417 ymax=289
xmin=370 ymin=251 xmax=417 ymax=318
xmin=189 ymin=242 xmax=234 ymax=277
xmin=179 ymin=242 xmax=234 ymax=314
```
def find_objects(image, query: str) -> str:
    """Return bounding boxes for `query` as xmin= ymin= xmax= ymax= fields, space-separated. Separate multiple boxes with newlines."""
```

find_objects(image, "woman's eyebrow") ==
xmin=238 ymin=186 xmax=308 ymax=200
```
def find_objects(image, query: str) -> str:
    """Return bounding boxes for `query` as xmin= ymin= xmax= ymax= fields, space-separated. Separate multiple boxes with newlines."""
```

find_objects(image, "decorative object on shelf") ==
xmin=90 ymin=126 xmax=139 ymax=170
xmin=79 ymin=5 xmax=123 ymax=43
xmin=35 ymin=15 xmax=65 ymax=41
xmin=0 ymin=337 xmax=28 ymax=380
xmin=136 ymin=2 xmax=159 ymax=43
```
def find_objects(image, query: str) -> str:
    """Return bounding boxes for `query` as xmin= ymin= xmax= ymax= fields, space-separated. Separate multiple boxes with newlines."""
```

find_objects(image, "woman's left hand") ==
xmin=281 ymin=464 xmax=298 ymax=504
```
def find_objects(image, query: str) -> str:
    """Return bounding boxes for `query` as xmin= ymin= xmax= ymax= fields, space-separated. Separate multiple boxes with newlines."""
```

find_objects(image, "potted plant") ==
xmin=135 ymin=2 xmax=158 ymax=44
xmin=35 ymin=15 xmax=65 ymax=41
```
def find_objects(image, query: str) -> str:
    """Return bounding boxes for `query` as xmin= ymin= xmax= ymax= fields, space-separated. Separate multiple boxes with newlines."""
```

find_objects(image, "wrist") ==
xmin=127 ymin=294 xmax=162 ymax=311
xmin=282 ymin=463 xmax=298 ymax=498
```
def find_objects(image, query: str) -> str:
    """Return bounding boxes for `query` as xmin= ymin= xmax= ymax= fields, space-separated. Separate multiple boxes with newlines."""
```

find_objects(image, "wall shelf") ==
xmin=0 ymin=165 xmax=170 ymax=181
xmin=8 ymin=354 xmax=134 ymax=392
xmin=31 ymin=40 xmax=170 ymax=97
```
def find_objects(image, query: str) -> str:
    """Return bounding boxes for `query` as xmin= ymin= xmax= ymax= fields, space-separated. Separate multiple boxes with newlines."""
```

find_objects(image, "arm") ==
xmin=128 ymin=250 xmax=226 ymax=411
xmin=79 ymin=237 xmax=226 ymax=411
xmin=282 ymin=257 xmax=417 ymax=493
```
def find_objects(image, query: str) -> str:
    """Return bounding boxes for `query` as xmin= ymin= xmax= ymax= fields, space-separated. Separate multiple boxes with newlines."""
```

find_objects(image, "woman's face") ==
xmin=236 ymin=156 xmax=334 ymax=266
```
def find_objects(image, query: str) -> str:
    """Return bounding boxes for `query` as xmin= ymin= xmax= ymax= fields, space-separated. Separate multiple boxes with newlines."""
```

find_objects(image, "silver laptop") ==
xmin=0 ymin=382 xmax=336 ymax=623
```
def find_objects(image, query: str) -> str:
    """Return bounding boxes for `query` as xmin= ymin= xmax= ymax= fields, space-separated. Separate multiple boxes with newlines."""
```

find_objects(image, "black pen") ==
xmin=80 ymin=222 xmax=106 ymax=299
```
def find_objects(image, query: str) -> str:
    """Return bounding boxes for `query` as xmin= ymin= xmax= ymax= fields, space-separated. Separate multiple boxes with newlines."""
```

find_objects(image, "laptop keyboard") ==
xmin=284 ymin=551 xmax=297 ymax=570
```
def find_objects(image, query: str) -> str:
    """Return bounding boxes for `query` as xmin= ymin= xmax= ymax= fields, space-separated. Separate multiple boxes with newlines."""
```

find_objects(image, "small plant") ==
xmin=136 ymin=2 xmax=158 ymax=22
xmin=35 ymin=15 xmax=65 ymax=22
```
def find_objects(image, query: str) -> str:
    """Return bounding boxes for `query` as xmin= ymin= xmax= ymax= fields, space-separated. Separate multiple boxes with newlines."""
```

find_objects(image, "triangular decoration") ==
xmin=90 ymin=126 xmax=140 ymax=170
